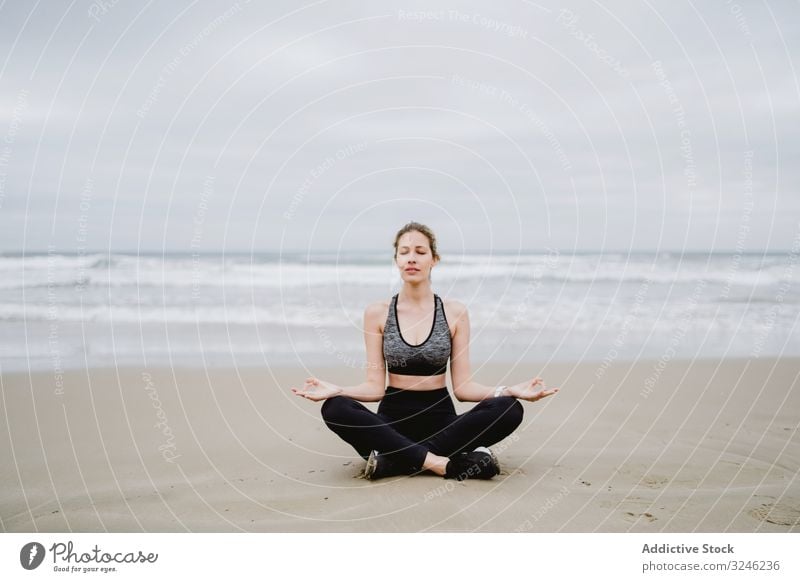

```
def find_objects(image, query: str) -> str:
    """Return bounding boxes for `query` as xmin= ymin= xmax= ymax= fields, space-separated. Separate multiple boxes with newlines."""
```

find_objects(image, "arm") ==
xmin=337 ymin=302 xmax=386 ymax=401
xmin=449 ymin=301 xmax=499 ymax=402
xmin=449 ymin=301 xmax=561 ymax=403
xmin=291 ymin=302 xmax=386 ymax=402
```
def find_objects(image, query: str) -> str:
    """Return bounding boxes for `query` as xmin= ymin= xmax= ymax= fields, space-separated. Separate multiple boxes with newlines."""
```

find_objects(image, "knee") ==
xmin=511 ymin=398 xmax=525 ymax=426
xmin=498 ymin=397 xmax=524 ymax=429
xmin=320 ymin=395 xmax=355 ymax=425
xmin=478 ymin=396 xmax=523 ymax=427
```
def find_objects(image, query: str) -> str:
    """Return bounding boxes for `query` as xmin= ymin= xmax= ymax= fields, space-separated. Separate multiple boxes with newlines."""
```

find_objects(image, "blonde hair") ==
xmin=392 ymin=222 xmax=441 ymax=262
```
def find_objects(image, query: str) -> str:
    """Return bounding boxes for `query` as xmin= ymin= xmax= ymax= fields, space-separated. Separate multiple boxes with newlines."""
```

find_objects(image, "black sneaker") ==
xmin=362 ymin=450 xmax=407 ymax=480
xmin=444 ymin=447 xmax=500 ymax=481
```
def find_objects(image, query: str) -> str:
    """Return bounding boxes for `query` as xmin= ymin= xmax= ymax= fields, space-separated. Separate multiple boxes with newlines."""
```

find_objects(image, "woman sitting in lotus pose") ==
xmin=291 ymin=221 xmax=559 ymax=480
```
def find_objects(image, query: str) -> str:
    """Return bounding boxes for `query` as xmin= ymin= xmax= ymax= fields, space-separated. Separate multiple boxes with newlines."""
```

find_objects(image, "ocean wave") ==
xmin=0 ymin=252 xmax=788 ymax=289
xmin=0 ymin=302 xmax=361 ymax=325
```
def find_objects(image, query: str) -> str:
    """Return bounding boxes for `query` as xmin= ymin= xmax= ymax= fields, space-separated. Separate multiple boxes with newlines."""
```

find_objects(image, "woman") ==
xmin=291 ymin=222 xmax=559 ymax=480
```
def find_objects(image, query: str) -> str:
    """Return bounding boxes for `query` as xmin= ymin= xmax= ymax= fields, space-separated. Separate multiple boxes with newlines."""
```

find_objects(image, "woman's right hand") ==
xmin=291 ymin=377 xmax=343 ymax=402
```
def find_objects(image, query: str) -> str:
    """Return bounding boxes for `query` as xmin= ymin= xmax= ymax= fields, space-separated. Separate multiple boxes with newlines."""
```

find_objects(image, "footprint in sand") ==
xmin=639 ymin=475 xmax=669 ymax=489
xmin=623 ymin=511 xmax=657 ymax=523
xmin=748 ymin=503 xmax=800 ymax=527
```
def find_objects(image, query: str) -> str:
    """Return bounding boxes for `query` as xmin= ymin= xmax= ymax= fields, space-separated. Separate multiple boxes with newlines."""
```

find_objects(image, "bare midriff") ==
xmin=386 ymin=372 xmax=448 ymax=391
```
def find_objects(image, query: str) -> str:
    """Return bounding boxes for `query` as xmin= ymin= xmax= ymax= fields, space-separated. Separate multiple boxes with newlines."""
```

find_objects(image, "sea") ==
xmin=1 ymin=250 xmax=798 ymax=373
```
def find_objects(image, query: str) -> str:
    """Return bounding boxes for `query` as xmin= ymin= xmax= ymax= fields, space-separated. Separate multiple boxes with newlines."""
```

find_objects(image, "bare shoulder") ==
xmin=364 ymin=299 xmax=391 ymax=333
xmin=441 ymin=297 xmax=468 ymax=334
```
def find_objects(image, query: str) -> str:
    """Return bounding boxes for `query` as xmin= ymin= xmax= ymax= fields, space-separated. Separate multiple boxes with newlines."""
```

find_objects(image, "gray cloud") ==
xmin=0 ymin=0 xmax=797 ymax=253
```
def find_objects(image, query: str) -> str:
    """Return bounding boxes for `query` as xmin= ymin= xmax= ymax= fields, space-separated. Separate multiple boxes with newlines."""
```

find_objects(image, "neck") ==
xmin=399 ymin=283 xmax=434 ymax=306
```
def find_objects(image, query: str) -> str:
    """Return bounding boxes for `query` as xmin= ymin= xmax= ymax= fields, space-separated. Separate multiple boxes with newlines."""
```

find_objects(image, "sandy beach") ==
xmin=1 ymin=357 xmax=798 ymax=532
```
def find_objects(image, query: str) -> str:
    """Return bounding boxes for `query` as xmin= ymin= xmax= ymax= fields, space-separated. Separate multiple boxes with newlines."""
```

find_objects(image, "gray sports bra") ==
xmin=383 ymin=293 xmax=451 ymax=376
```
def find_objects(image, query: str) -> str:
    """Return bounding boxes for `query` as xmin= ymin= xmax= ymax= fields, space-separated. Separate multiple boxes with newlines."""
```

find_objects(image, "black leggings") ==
xmin=321 ymin=386 xmax=524 ymax=472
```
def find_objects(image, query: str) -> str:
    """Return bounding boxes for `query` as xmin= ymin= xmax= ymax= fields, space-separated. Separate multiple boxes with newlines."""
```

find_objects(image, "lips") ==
xmin=405 ymin=268 xmax=419 ymax=273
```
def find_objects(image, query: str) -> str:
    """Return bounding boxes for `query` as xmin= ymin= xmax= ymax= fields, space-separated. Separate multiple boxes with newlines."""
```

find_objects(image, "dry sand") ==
xmin=1 ymin=357 xmax=798 ymax=532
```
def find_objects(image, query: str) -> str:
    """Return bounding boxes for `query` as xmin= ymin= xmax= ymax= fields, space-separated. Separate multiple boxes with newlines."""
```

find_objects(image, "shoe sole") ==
xmin=363 ymin=450 xmax=378 ymax=479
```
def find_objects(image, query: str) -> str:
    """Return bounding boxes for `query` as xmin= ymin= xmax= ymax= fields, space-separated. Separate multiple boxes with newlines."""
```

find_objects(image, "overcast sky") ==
xmin=0 ymin=0 xmax=797 ymax=254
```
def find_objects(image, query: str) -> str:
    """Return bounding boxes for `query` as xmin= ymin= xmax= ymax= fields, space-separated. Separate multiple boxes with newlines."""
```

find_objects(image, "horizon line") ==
xmin=2 ymin=248 xmax=797 ymax=255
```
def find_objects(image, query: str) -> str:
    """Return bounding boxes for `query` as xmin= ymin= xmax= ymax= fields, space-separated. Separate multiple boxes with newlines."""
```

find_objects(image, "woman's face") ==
xmin=395 ymin=230 xmax=438 ymax=281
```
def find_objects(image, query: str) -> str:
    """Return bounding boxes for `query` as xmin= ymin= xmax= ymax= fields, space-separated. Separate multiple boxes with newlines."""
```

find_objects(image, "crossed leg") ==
xmin=321 ymin=396 xmax=430 ymax=471
xmin=420 ymin=396 xmax=524 ymax=456
xmin=321 ymin=395 xmax=524 ymax=474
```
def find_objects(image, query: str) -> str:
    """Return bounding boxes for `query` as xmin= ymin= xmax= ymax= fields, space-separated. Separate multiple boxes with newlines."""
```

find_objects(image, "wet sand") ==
xmin=1 ymin=357 xmax=798 ymax=532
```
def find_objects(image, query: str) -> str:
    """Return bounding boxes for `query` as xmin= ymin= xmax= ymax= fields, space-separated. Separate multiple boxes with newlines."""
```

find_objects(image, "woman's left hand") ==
xmin=507 ymin=377 xmax=559 ymax=402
